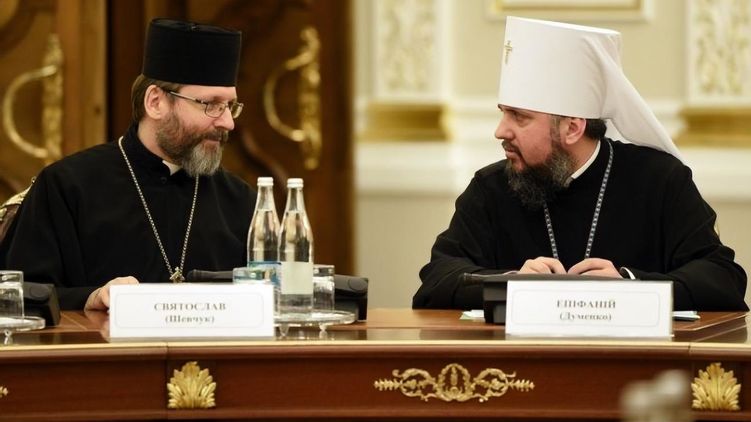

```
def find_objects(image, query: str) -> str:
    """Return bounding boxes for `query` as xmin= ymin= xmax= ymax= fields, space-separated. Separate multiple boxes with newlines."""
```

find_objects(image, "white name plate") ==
xmin=110 ymin=283 xmax=274 ymax=339
xmin=506 ymin=280 xmax=672 ymax=338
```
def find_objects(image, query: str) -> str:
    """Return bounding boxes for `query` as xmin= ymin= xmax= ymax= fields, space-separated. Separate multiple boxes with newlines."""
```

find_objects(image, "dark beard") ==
xmin=505 ymin=137 xmax=575 ymax=210
xmin=156 ymin=112 xmax=228 ymax=177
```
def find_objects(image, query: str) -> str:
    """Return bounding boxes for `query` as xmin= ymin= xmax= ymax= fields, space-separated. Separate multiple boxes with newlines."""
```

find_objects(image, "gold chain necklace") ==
xmin=117 ymin=137 xmax=198 ymax=283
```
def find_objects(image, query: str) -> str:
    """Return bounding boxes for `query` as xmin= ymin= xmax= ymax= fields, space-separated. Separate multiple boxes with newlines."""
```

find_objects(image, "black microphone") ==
xmin=459 ymin=273 xmax=494 ymax=284
xmin=185 ymin=269 xmax=232 ymax=282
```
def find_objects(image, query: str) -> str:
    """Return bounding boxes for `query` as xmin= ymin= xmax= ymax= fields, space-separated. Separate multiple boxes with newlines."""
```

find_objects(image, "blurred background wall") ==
xmin=354 ymin=0 xmax=751 ymax=308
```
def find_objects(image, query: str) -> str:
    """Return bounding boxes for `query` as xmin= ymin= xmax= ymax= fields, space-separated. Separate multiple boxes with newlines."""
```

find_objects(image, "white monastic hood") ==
xmin=498 ymin=16 xmax=682 ymax=160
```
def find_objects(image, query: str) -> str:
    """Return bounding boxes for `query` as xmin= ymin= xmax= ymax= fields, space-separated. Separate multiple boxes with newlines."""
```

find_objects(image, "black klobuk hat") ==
xmin=142 ymin=18 xmax=241 ymax=87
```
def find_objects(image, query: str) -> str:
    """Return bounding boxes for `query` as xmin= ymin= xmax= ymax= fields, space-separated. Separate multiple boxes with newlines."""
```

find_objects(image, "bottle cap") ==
xmin=287 ymin=178 xmax=303 ymax=188
xmin=257 ymin=177 xmax=274 ymax=187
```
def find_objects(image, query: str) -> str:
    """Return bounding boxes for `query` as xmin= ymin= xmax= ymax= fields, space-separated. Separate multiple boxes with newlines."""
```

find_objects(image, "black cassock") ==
xmin=0 ymin=124 xmax=255 ymax=309
xmin=414 ymin=139 xmax=748 ymax=311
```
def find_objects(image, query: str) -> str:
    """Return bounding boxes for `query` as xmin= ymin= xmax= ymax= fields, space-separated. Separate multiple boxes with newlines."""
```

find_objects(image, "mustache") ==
xmin=502 ymin=140 xmax=520 ymax=154
xmin=189 ymin=129 xmax=229 ymax=146
xmin=205 ymin=130 xmax=229 ymax=143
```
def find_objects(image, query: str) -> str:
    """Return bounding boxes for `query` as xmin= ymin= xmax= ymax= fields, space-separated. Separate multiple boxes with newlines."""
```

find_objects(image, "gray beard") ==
xmin=156 ymin=112 xmax=228 ymax=177
xmin=181 ymin=142 xmax=224 ymax=177
xmin=505 ymin=133 xmax=575 ymax=210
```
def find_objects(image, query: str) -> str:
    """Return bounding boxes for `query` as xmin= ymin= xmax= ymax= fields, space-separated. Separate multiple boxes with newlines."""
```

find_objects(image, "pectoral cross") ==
xmin=170 ymin=268 xmax=185 ymax=283
xmin=504 ymin=40 xmax=513 ymax=65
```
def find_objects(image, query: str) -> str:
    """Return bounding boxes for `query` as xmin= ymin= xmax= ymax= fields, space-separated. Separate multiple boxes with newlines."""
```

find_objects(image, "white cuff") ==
xmin=619 ymin=266 xmax=636 ymax=280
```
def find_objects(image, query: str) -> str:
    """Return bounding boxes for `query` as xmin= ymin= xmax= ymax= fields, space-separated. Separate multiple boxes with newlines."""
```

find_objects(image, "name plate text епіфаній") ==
xmin=505 ymin=280 xmax=672 ymax=338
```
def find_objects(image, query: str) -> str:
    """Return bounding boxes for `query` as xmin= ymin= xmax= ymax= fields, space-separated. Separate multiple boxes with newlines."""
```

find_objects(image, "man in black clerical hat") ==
xmin=1 ymin=18 xmax=256 ymax=310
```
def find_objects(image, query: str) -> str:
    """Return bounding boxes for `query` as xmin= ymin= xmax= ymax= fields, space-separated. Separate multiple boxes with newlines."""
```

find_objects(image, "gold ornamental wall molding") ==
xmin=0 ymin=385 xmax=7 ymax=398
xmin=263 ymin=26 xmax=322 ymax=170
xmin=691 ymin=362 xmax=741 ymax=411
xmin=486 ymin=0 xmax=650 ymax=22
xmin=167 ymin=361 xmax=216 ymax=409
xmin=677 ymin=107 xmax=751 ymax=146
xmin=374 ymin=362 xmax=534 ymax=403
xmin=360 ymin=102 xmax=448 ymax=141
xmin=1 ymin=33 xmax=63 ymax=164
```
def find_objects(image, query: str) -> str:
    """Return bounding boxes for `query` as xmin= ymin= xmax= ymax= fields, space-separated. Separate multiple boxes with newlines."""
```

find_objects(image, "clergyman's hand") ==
xmin=519 ymin=257 xmax=566 ymax=274
xmin=568 ymin=258 xmax=621 ymax=278
xmin=84 ymin=276 xmax=140 ymax=311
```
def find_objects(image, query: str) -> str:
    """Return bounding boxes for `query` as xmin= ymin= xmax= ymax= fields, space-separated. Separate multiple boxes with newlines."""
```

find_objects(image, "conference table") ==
xmin=0 ymin=309 xmax=749 ymax=421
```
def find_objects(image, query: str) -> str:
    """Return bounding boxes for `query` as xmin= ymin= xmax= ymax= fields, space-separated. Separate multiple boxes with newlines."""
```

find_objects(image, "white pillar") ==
xmin=680 ymin=0 xmax=751 ymax=146
xmin=361 ymin=0 xmax=450 ymax=140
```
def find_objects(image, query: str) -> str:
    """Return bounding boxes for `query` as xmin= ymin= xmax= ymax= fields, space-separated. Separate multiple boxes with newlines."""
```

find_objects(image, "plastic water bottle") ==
xmin=246 ymin=177 xmax=281 ymax=286
xmin=278 ymin=178 xmax=314 ymax=313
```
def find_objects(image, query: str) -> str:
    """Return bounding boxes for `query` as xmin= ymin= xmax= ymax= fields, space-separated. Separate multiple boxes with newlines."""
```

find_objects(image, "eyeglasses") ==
xmin=167 ymin=91 xmax=244 ymax=119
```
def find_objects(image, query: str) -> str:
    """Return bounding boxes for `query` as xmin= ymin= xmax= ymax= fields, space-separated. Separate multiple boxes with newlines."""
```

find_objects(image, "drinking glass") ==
xmin=312 ymin=264 xmax=335 ymax=311
xmin=0 ymin=270 xmax=24 ymax=319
